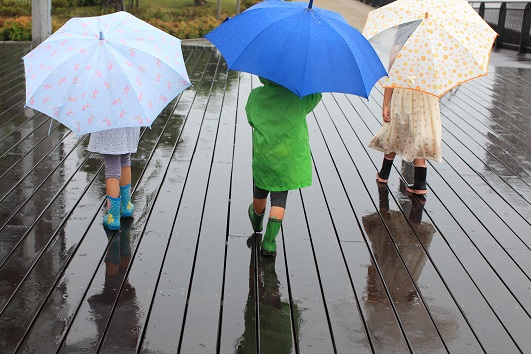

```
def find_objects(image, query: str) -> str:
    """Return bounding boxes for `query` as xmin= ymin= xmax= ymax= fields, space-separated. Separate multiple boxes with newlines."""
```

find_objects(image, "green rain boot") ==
xmin=120 ymin=184 xmax=134 ymax=217
xmin=261 ymin=217 xmax=282 ymax=256
xmin=248 ymin=203 xmax=265 ymax=233
xmin=103 ymin=195 xmax=121 ymax=230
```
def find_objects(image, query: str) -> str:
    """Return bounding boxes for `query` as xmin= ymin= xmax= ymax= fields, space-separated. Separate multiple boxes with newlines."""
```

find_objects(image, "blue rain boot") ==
xmin=103 ymin=195 xmax=121 ymax=230
xmin=120 ymin=184 xmax=134 ymax=217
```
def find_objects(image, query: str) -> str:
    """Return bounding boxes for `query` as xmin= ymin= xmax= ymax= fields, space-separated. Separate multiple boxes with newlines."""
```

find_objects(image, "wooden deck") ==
xmin=0 ymin=41 xmax=530 ymax=353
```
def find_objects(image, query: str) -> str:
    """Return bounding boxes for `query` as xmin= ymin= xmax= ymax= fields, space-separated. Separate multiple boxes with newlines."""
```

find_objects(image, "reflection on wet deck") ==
xmin=0 ymin=41 xmax=530 ymax=353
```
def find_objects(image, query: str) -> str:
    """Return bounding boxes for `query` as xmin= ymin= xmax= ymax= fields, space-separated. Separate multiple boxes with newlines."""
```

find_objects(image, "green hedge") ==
xmin=0 ymin=0 xmax=260 ymax=41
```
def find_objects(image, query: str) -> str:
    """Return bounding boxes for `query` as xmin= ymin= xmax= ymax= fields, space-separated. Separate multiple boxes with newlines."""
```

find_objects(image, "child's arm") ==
xmin=382 ymin=87 xmax=393 ymax=123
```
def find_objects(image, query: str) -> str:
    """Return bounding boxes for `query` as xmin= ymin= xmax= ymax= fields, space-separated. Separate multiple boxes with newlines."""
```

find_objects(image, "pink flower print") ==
xmin=104 ymin=81 xmax=111 ymax=90
xmin=155 ymin=74 xmax=162 ymax=82
xmin=119 ymin=110 xmax=126 ymax=118
xmin=43 ymin=84 xmax=53 ymax=90
xmin=125 ymin=61 xmax=133 ymax=67
xmin=88 ymin=115 xmax=95 ymax=124
xmin=159 ymin=94 xmax=167 ymax=103
xmin=29 ymin=54 xmax=34 ymax=58
xmin=156 ymin=59 xmax=163 ymax=68
xmin=51 ymin=50 xmax=58 ymax=57
xmin=68 ymin=96 xmax=77 ymax=103
xmin=107 ymin=61 xmax=114 ymax=71
xmin=39 ymin=64 xmax=45 ymax=70
xmin=148 ymin=35 xmax=154 ymax=40
xmin=66 ymin=109 xmax=74 ymax=116
xmin=137 ymin=66 xmax=146 ymax=73
xmin=67 ymin=47 xmax=75 ymax=52
xmin=79 ymin=48 xmax=87 ymax=54
xmin=53 ymin=106 xmax=59 ymax=117
xmin=129 ymin=48 xmax=136 ymax=57
xmin=72 ymin=76 xmax=78 ymax=85
xmin=74 ymin=63 xmax=80 ymax=71
xmin=92 ymin=89 xmax=99 ymax=99
xmin=60 ymin=40 xmax=68 ymax=46
xmin=47 ymin=66 xmax=53 ymax=71
xmin=82 ymin=103 xmax=91 ymax=111
xmin=76 ymin=122 xmax=81 ymax=133
xmin=179 ymin=79 xmax=188 ymax=86
xmin=81 ymin=91 xmax=86 ymax=99
xmin=146 ymin=117 xmax=151 ymax=124
xmin=44 ymin=45 xmax=51 ymax=50
xmin=154 ymin=45 xmax=161 ymax=52
xmin=136 ymin=78 xmax=142 ymax=87
xmin=123 ymin=85 xmax=130 ymax=95
xmin=85 ymin=64 xmax=92 ymax=71
xmin=148 ymin=100 xmax=153 ymax=109
xmin=58 ymin=77 xmax=66 ymax=86
xmin=136 ymin=37 xmax=144 ymax=42
xmin=95 ymin=70 xmax=102 ymax=78
xmin=42 ymin=96 xmax=50 ymax=103
xmin=103 ymin=117 xmax=112 ymax=126
xmin=167 ymin=82 xmax=172 ymax=90
xmin=31 ymin=74 xmax=36 ymax=80
xmin=112 ymin=98 xmax=122 ymax=106
xmin=135 ymin=115 xmax=143 ymax=124
xmin=30 ymin=97 xmax=35 ymax=105
xmin=138 ymin=92 xmax=144 ymax=102
xmin=120 ymin=39 xmax=127 ymax=46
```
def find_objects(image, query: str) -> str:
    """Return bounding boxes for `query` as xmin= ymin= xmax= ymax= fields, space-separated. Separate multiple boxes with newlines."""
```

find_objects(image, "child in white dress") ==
xmin=368 ymin=87 xmax=442 ymax=194
xmin=88 ymin=127 xmax=140 ymax=230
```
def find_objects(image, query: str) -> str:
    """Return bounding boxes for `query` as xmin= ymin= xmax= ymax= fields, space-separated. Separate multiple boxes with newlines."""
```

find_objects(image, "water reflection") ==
xmin=235 ymin=236 xmax=298 ymax=354
xmin=86 ymin=217 xmax=139 ymax=350
xmin=362 ymin=181 xmax=460 ymax=351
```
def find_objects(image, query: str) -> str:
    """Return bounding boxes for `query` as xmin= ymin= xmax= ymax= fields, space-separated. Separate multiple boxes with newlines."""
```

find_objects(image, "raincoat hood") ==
xmin=259 ymin=77 xmax=281 ymax=87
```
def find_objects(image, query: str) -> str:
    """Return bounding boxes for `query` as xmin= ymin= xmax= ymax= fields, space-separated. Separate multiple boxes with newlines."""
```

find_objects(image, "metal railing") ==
xmin=360 ymin=0 xmax=531 ymax=53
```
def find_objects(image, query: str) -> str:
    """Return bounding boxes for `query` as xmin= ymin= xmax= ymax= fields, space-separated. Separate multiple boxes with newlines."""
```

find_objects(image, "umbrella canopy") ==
xmin=363 ymin=0 xmax=497 ymax=97
xmin=23 ymin=11 xmax=191 ymax=136
xmin=204 ymin=0 xmax=387 ymax=98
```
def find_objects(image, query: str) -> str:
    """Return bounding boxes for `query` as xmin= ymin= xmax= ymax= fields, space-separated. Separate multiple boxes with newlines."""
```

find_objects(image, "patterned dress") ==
xmin=88 ymin=127 xmax=141 ymax=155
xmin=368 ymin=88 xmax=442 ymax=162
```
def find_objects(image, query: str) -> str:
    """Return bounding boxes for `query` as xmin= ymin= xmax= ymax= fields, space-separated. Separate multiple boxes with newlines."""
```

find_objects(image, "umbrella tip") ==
xmin=308 ymin=0 xmax=313 ymax=9
xmin=425 ymin=12 xmax=429 ymax=19
xmin=99 ymin=31 xmax=104 ymax=40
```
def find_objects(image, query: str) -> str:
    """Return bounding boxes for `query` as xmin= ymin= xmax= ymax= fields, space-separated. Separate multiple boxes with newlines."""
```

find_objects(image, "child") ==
xmin=88 ymin=126 xmax=140 ymax=230
xmin=246 ymin=77 xmax=321 ymax=256
xmin=368 ymin=87 xmax=442 ymax=194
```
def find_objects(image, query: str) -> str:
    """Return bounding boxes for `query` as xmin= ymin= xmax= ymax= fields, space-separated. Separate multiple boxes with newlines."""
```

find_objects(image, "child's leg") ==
xmin=103 ymin=154 xmax=122 ymax=229
xmin=119 ymin=153 xmax=134 ymax=217
xmin=119 ymin=153 xmax=132 ymax=186
xmin=261 ymin=191 xmax=288 ymax=256
xmin=407 ymin=158 xmax=428 ymax=194
xmin=249 ymin=185 xmax=268 ymax=232
xmin=377 ymin=152 xmax=396 ymax=183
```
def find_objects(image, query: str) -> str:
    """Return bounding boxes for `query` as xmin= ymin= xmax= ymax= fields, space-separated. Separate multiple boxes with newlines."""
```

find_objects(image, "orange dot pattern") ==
xmin=362 ymin=0 xmax=498 ymax=97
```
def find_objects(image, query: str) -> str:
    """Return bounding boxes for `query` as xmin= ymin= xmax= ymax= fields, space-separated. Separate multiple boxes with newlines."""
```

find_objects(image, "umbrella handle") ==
xmin=308 ymin=0 xmax=313 ymax=9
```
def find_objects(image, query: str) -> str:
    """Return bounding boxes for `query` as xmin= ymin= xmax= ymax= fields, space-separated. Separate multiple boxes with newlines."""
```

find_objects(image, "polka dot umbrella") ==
xmin=363 ymin=0 xmax=498 ymax=98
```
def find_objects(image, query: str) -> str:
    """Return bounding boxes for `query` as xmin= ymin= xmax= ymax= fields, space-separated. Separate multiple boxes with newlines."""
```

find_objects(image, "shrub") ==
xmin=0 ymin=15 xmax=31 ymax=41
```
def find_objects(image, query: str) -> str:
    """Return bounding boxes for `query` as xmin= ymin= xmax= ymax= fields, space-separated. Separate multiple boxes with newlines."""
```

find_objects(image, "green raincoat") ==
xmin=246 ymin=78 xmax=322 ymax=191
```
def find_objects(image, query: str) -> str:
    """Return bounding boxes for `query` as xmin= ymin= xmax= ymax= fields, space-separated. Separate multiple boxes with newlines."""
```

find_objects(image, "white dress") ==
xmin=368 ymin=89 xmax=442 ymax=162
xmin=88 ymin=127 xmax=141 ymax=155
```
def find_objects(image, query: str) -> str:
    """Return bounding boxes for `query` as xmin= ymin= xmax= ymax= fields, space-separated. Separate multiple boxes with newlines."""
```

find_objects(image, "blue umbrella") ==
xmin=205 ymin=0 xmax=387 ymax=98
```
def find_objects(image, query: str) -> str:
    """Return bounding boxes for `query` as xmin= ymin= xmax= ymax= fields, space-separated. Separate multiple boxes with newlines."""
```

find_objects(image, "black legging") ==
xmin=253 ymin=185 xmax=288 ymax=209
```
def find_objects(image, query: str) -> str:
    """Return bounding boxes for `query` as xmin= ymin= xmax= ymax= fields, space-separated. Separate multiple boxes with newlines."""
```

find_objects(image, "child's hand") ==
xmin=382 ymin=105 xmax=391 ymax=123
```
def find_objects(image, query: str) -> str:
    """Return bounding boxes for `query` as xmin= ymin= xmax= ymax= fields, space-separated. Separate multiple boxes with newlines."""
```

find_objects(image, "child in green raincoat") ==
xmin=246 ymin=77 xmax=322 ymax=256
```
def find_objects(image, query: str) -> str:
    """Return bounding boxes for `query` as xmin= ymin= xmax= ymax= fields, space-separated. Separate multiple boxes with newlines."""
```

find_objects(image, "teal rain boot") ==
xmin=120 ymin=184 xmax=134 ymax=217
xmin=248 ymin=203 xmax=265 ymax=233
xmin=261 ymin=217 xmax=282 ymax=256
xmin=103 ymin=195 xmax=121 ymax=230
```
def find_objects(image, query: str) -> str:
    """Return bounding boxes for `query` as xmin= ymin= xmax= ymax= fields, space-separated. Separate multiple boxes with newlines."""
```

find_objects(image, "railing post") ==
xmin=520 ymin=3 xmax=531 ymax=53
xmin=479 ymin=2 xmax=485 ymax=18
xmin=495 ymin=2 xmax=507 ymax=49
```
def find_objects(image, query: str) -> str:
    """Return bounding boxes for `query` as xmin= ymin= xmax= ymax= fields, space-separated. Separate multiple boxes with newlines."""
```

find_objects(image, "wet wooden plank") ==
xmin=320 ymin=93 xmax=483 ymax=353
